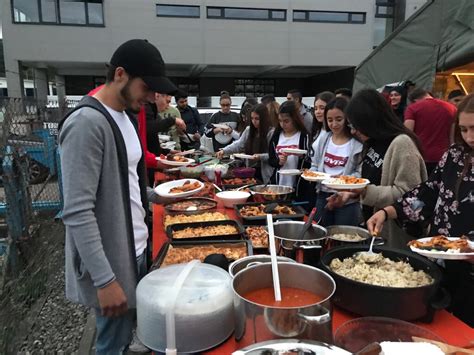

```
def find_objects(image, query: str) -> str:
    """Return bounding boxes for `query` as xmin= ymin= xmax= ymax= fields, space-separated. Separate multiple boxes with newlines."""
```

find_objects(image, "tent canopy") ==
xmin=353 ymin=0 xmax=474 ymax=91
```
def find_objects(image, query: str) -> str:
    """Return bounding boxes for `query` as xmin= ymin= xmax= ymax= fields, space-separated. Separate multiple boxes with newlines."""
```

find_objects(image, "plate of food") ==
xmin=156 ymin=153 xmax=195 ymax=167
xmin=279 ymin=148 xmax=307 ymax=155
xmin=212 ymin=123 xmax=231 ymax=129
xmin=233 ymin=153 xmax=256 ymax=160
xmin=155 ymin=179 xmax=204 ymax=198
xmin=408 ymin=235 xmax=474 ymax=260
xmin=322 ymin=176 xmax=370 ymax=190
xmin=301 ymin=169 xmax=330 ymax=182
xmin=277 ymin=169 xmax=302 ymax=176
xmin=164 ymin=197 xmax=217 ymax=213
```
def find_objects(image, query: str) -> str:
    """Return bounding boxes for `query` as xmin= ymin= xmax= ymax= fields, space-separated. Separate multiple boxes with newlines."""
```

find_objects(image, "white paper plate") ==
xmin=156 ymin=157 xmax=195 ymax=167
xmin=279 ymin=148 xmax=307 ymax=155
xmin=158 ymin=134 xmax=171 ymax=142
xmin=322 ymin=178 xmax=370 ymax=190
xmin=154 ymin=179 xmax=204 ymax=198
xmin=277 ymin=169 xmax=302 ymax=176
xmin=233 ymin=153 xmax=255 ymax=160
xmin=213 ymin=123 xmax=230 ymax=129
xmin=301 ymin=171 xmax=330 ymax=182
xmin=409 ymin=237 xmax=474 ymax=260
xmin=160 ymin=141 xmax=176 ymax=149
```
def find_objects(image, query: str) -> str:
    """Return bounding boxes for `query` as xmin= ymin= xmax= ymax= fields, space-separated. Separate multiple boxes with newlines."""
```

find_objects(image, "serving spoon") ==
xmin=354 ymin=229 xmax=379 ymax=263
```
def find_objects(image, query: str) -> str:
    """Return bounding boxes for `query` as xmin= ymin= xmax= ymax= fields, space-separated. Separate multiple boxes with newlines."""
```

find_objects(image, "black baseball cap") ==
xmin=110 ymin=39 xmax=177 ymax=94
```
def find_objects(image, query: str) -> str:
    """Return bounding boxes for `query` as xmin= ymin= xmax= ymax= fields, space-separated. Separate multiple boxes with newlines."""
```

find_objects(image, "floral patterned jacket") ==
xmin=393 ymin=144 xmax=474 ymax=237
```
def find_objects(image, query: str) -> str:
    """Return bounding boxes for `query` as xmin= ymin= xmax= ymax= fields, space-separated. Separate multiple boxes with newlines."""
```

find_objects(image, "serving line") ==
xmin=151 ymin=171 xmax=474 ymax=354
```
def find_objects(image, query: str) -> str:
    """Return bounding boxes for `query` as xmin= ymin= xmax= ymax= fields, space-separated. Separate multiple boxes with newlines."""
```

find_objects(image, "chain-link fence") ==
xmin=0 ymin=97 xmax=74 ymax=210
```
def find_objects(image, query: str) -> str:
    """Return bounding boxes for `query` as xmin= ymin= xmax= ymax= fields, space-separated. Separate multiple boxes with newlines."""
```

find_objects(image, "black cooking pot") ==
xmin=319 ymin=245 xmax=449 ymax=323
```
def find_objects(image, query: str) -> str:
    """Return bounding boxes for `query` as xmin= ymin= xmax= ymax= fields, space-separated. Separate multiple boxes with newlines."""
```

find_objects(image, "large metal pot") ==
xmin=232 ymin=262 xmax=336 ymax=347
xmin=272 ymin=221 xmax=327 ymax=266
xmin=229 ymin=255 xmax=296 ymax=278
xmin=319 ymin=245 xmax=448 ymax=322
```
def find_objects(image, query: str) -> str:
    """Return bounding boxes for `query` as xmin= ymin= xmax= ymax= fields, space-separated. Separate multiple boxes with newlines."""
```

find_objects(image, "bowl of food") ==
xmin=216 ymin=190 xmax=251 ymax=208
xmin=179 ymin=165 xmax=204 ymax=179
xmin=249 ymin=184 xmax=295 ymax=201
xmin=233 ymin=167 xmax=256 ymax=179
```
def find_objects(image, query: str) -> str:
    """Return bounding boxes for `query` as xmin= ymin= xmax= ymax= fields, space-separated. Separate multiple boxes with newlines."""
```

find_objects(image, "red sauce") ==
xmin=243 ymin=287 xmax=323 ymax=308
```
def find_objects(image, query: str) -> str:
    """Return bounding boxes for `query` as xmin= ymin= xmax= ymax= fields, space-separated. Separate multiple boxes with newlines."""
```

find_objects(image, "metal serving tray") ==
xmin=166 ymin=220 xmax=245 ymax=242
xmin=234 ymin=200 xmax=306 ymax=225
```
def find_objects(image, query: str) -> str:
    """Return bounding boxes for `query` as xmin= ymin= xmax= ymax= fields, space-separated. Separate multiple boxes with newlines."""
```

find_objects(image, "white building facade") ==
xmin=3 ymin=0 xmax=382 ymax=100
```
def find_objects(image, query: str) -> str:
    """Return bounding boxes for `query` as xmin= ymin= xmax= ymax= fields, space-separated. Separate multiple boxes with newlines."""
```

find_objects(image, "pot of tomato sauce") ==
xmin=232 ymin=262 xmax=335 ymax=347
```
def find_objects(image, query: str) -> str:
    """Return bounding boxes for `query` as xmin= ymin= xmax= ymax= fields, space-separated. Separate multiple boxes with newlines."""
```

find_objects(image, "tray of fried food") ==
xmin=244 ymin=225 xmax=269 ymax=249
xmin=152 ymin=240 xmax=253 ymax=269
xmin=234 ymin=200 xmax=305 ymax=225
xmin=163 ymin=211 xmax=228 ymax=228
xmin=166 ymin=220 xmax=245 ymax=241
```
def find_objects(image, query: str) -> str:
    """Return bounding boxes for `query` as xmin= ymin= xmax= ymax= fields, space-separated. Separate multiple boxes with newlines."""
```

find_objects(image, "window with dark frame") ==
xmin=156 ymin=4 xmax=200 ymax=18
xmin=11 ymin=0 xmax=104 ymax=26
xmin=207 ymin=6 xmax=286 ymax=21
xmin=234 ymin=79 xmax=275 ymax=97
xmin=293 ymin=10 xmax=366 ymax=24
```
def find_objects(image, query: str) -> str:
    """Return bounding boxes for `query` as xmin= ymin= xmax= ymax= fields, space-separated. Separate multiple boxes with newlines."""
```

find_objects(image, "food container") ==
xmin=324 ymin=225 xmax=385 ymax=250
xmin=272 ymin=220 xmax=327 ymax=267
xmin=334 ymin=317 xmax=445 ymax=353
xmin=235 ymin=201 xmax=306 ymax=225
xmin=319 ymin=245 xmax=448 ymax=322
xmin=137 ymin=262 xmax=234 ymax=353
xmin=229 ymin=255 xmax=296 ymax=277
xmin=164 ymin=197 xmax=217 ymax=215
xmin=232 ymin=262 xmax=336 ymax=347
xmin=204 ymin=164 xmax=229 ymax=181
xmin=216 ymin=190 xmax=251 ymax=208
xmin=233 ymin=167 xmax=256 ymax=178
xmin=166 ymin=220 xmax=245 ymax=242
xmin=250 ymin=184 xmax=295 ymax=201
xmin=233 ymin=339 xmax=350 ymax=355
xmin=152 ymin=240 xmax=253 ymax=269
xmin=179 ymin=165 xmax=204 ymax=178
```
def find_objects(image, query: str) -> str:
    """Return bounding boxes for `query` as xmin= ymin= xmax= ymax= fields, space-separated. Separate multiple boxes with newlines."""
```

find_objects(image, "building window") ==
xmin=11 ymin=0 xmax=104 ymax=26
xmin=156 ymin=4 xmax=200 ymax=18
xmin=234 ymin=79 xmax=275 ymax=97
xmin=207 ymin=6 xmax=286 ymax=21
xmin=13 ymin=0 xmax=40 ymax=22
xmin=293 ymin=10 xmax=366 ymax=24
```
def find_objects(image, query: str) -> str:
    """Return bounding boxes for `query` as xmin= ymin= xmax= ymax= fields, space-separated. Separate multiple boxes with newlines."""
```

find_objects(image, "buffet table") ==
xmin=151 ymin=173 xmax=474 ymax=353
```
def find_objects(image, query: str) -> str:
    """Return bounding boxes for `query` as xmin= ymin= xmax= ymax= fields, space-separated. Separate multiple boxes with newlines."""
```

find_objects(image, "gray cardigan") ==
xmin=59 ymin=99 xmax=146 ymax=308
xmin=223 ymin=126 xmax=275 ymax=183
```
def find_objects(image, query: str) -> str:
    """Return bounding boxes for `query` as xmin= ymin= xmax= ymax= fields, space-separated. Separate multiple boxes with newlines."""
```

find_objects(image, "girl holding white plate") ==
xmin=326 ymin=89 xmax=426 ymax=249
xmin=216 ymin=104 xmax=274 ymax=183
xmin=367 ymin=94 xmax=474 ymax=327
xmin=268 ymin=101 xmax=311 ymax=200
xmin=311 ymin=97 xmax=363 ymax=226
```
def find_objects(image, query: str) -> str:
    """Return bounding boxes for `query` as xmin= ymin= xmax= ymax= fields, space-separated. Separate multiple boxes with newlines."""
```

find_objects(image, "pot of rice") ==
xmin=319 ymin=245 xmax=447 ymax=322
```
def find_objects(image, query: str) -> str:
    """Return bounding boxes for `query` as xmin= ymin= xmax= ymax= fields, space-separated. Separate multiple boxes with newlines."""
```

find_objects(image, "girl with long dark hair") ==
xmin=367 ymin=93 xmax=474 ymax=327
xmin=327 ymin=89 xmax=427 ymax=248
xmin=312 ymin=91 xmax=335 ymax=141
xmin=311 ymin=97 xmax=363 ymax=226
xmin=269 ymin=101 xmax=311 ymax=199
xmin=216 ymin=104 xmax=274 ymax=182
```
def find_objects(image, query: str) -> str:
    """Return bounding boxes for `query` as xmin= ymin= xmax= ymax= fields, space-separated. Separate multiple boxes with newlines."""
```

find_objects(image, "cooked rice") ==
xmin=329 ymin=253 xmax=433 ymax=287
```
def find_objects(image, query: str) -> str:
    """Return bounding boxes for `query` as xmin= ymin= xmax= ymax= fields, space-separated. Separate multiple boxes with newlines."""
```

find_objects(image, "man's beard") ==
xmin=120 ymin=80 xmax=140 ymax=114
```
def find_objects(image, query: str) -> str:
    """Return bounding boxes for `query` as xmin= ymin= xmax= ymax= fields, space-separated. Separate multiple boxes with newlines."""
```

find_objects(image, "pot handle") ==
xmin=246 ymin=261 xmax=263 ymax=268
xmin=297 ymin=242 xmax=323 ymax=250
xmin=430 ymin=287 xmax=451 ymax=310
xmin=296 ymin=306 xmax=331 ymax=325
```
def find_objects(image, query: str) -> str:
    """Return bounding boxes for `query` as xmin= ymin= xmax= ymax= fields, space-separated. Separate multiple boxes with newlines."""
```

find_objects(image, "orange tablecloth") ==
xmin=152 ymin=173 xmax=474 ymax=353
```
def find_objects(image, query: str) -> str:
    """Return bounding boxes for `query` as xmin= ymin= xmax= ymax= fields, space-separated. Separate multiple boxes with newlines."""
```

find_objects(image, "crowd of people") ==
xmin=58 ymin=39 xmax=473 ymax=354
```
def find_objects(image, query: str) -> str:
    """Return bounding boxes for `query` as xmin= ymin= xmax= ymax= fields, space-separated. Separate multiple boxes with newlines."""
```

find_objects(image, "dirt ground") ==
xmin=0 ymin=218 xmax=89 ymax=354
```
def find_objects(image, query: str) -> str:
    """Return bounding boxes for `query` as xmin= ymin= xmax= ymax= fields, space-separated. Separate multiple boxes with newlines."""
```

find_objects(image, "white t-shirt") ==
xmin=103 ymin=103 xmax=148 ymax=257
xmin=276 ymin=131 xmax=301 ymax=187
xmin=322 ymin=138 xmax=351 ymax=192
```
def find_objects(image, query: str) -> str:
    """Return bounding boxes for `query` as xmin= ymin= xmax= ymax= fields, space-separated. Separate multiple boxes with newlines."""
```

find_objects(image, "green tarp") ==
xmin=353 ymin=0 xmax=474 ymax=91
